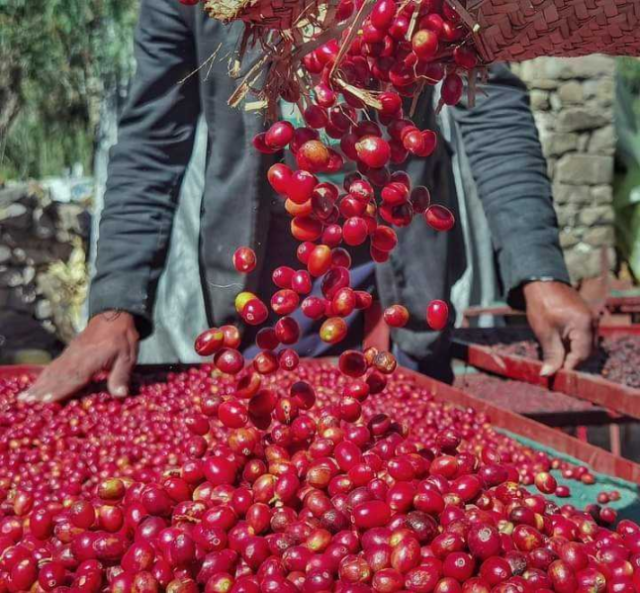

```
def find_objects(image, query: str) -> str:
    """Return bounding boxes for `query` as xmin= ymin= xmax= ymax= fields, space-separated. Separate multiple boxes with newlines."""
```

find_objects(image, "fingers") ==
xmin=19 ymin=359 xmax=96 ymax=404
xmin=539 ymin=329 xmax=566 ymax=377
xmin=107 ymin=344 xmax=138 ymax=398
xmin=563 ymin=318 xmax=595 ymax=371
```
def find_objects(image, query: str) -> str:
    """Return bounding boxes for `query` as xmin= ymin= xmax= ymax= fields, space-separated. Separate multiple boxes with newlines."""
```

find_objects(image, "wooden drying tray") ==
xmin=2 ymin=360 xmax=640 ymax=483
xmin=451 ymin=325 xmax=640 ymax=423
xmin=453 ymin=370 xmax=627 ymax=428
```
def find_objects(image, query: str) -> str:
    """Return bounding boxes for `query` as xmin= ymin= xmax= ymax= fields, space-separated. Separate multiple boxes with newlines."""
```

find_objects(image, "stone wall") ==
xmin=512 ymin=55 xmax=617 ymax=284
xmin=0 ymin=183 xmax=90 ymax=362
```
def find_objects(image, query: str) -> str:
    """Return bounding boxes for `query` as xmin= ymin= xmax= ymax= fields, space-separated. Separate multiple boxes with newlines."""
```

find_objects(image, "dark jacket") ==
xmin=89 ymin=0 xmax=570 ymax=360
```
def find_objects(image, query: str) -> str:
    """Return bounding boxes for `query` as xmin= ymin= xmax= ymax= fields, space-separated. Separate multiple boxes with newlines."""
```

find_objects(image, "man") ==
xmin=22 ymin=0 xmax=594 ymax=403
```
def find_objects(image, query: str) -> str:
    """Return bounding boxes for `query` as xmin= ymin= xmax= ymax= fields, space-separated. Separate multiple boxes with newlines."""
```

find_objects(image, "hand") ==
xmin=523 ymin=281 xmax=595 ymax=376
xmin=19 ymin=311 xmax=140 ymax=404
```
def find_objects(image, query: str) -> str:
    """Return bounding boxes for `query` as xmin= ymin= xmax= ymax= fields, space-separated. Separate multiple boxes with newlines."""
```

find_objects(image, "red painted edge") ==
xmin=395 ymin=365 xmax=640 ymax=483
xmin=454 ymin=341 xmax=640 ymax=422
xmin=598 ymin=325 xmax=640 ymax=337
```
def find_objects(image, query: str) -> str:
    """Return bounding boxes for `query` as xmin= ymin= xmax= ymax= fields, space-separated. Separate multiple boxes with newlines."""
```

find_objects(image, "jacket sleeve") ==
xmin=89 ymin=0 xmax=200 ymax=336
xmin=449 ymin=64 xmax=571 ymax=308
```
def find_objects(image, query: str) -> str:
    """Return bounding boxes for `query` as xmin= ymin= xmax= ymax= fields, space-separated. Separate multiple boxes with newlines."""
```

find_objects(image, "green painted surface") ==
xmin=501 ymin=430 xmax=640 ymax=522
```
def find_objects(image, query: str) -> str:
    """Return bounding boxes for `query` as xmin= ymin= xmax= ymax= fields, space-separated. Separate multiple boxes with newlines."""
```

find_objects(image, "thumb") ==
xmin=539 ymin=329 xmax=566 ymax=377
xmin=107 ymin=349 xmax=137 ymax=398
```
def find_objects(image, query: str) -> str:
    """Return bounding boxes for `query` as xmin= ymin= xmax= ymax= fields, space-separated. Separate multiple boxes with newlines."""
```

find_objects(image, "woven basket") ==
xmin=205 ymin=0 xmax=318 ymax=28
xmin=205 ymin=0 xmax=640 ymax=61
xmin=202 ymin=0 xmax=640 ymax=115
xmin=471 ymin=0 xmax=640 ymax=63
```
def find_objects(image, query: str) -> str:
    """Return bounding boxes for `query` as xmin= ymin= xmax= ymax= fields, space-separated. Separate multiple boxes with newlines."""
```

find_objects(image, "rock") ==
xmin=0 ymin=246 xmax=11 ymax=265
xmin=553 ymin=184 xmax=591 ymax=204
xmin=556 ymin=155 xmax=613 ymax=185
xmin=584 ymin=226 xmax=615 ymax=247
xmin=56 ymin=203 xmax=87 ymax=236
xmin=596 ymin=78 xmax=615 ymax=107
xmin=22 ymin=266 xmax=36 ymax=286
xmin=530 ymin=90 xmax=550 ymax=111
xmin=33 ymin=209 xmax=56 ymax=240
xmin=42 ymin=321 xmax=58 ymax=335
xmin=0 ymin=269 xmax=24 ymax=288
xmin=582 ymin=80 xmax=596 ymax=99
xmin=533 ymin=112 xmax=555 ymax=134
xmin=0 ymin=180 xmax=90 ymax=351
xmin=591 ymin=185 xmax=613 ymax=204
xmin=554 ymin=204 xmax=577 ymax=227
xmin=565 ymin=246 xmax=602 ymax=282
xmin=0 ymin=204 xmax=30 ymax=230
xmin=520 ymin=56 xmax=613 ymax=81
xmin=556 ymin=108 xmax=608 ymax=132
xmin=35 ymin=299 xmax=53 ymax=320
xmin=588 ymin=125 xmax=616 ymax=155
xmin=0 ymin=186 xmax=28 ymax=209
xmin=558 ymin=81 xmax=584 ymax=105
xmin=11 ymin=248 xmax=27 ymax=265
xmin=579 ymin=206 xmax=614 ymax=226
xmin=547 ymin=158 xmax=556 ymax=179
xmin=577 ymin=133 xmax=590 ymax=152
xmin=543 ymin=133 xmax=578 ymax=157
xmin=560 ymin=229 xmax=581 ymax=248
xmin=17 ymin=284 xmax=37 ymax=304
xmin=550 ymin=93 xmax=564 ymax=112
xmin=557 ymin=56 xmax=614 ymax=79
xmin=530 ymin=79 xmax=560 ymax=91
xmin=582 ymin=78 xmax=614 ymax=106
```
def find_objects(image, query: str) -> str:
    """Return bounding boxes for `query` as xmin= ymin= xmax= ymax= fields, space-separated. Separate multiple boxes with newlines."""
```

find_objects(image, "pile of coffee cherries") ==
xmin=0 ymin=362 xmax=637 ymax=592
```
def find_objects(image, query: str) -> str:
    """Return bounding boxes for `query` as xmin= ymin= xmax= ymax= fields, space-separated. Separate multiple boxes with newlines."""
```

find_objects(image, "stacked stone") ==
xmin=0 ymin=183 xmax=90 ymax=362
xmin=512 ymin=55 xmax=616 ymax=283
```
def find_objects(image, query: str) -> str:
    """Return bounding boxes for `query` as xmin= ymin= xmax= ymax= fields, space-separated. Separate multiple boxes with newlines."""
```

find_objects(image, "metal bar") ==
xmin=463 ymin=305 xmax=524 ymax=318
xmin=610 ymin=424 xmax=622 ymax=458
xmin=463 ymin=297 xmax=640 ymax=318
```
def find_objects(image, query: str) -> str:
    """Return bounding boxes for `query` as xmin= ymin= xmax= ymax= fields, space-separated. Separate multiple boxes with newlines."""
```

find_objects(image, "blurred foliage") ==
xmin=617 ymin=57 xmax=640 ymax=119
xmin=614 ymin=58 xmax=640 ymax=281
xmin=0 ymin=0 xmax=139 ymax=180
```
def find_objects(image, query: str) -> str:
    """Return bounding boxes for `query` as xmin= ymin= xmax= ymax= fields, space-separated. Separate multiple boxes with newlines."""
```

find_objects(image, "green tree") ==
xmin=614 ymin=58 xmax=640 ymax=280
xmin=0 ymin=0 xmax=138 ymax=179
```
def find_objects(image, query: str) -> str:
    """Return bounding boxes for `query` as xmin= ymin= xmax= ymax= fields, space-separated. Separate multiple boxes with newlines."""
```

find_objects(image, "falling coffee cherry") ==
xmin=235 ymin=291 xmax=257 ymax=314
xmin=241 ymin=298 xmax=269 ymax=326
xmin=426 ymin=300 xmax=449 ymax=331
xmin=384 ymin=305 xmax=409 ymax=328
xmin=194 ymin=328 xmax=225 ymax=356
xmin=220 ymin=324 xmax=241 ymax=349
xmin=320 ymin=317 xmax=348 ymax=344
xmin=233 ymin=247 xmax=257 ymax=274
xmin=424 ymin=205 xmax=455 ymax=232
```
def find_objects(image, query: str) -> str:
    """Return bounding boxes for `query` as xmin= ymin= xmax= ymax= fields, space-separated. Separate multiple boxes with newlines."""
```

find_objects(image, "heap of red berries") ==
xmin=1 ymin=362 xmax=635 ymax=592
